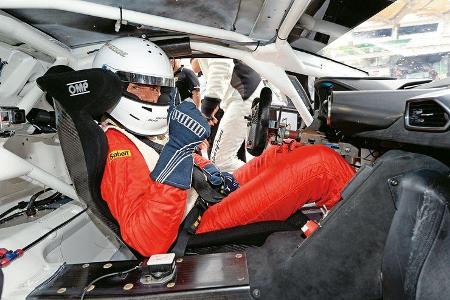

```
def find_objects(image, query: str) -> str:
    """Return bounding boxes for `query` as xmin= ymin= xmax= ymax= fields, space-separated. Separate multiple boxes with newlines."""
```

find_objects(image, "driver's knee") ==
xmin=292 ymin=144 xmax=355 ymax=207
xmin=279 ymin=143 xmax=355 ymax=188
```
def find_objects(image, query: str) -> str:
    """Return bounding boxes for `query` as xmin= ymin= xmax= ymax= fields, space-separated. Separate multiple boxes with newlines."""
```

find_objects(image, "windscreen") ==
xmin=319 ymin=0 xmax=450 ymax=80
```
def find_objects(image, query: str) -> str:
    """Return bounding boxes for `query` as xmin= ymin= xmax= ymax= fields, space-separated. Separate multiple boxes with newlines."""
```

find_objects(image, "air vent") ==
xmin=406 ymin=100 xmax=450 ymax=131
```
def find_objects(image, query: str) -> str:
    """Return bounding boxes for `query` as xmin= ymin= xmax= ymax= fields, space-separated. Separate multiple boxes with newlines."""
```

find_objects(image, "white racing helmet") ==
xmin=92 ymin=37 xmax=175 ymax=136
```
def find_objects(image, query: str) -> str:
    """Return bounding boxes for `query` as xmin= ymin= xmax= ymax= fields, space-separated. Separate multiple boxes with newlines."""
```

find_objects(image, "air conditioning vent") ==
xmin=406 ymin=100 xmax=450 ymax=131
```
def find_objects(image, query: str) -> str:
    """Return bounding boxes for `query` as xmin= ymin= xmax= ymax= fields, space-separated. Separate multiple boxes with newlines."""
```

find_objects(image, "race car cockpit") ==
xmin=18 ymin=65 xmax=450 ymax=300
xmin=0 ymin=0 xmax=449 ymax=299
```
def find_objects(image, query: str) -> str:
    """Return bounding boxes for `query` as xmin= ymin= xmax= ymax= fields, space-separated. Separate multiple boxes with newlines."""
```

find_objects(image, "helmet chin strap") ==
xmin=122 ymin=89 xmax=141 ymax=102
xmin=121 ymin=82 xmax=143 ymax=102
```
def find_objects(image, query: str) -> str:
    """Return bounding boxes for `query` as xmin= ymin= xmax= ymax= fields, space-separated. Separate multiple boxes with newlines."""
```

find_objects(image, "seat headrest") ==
xmin=37 ymin=66 xmax=123 ymax=117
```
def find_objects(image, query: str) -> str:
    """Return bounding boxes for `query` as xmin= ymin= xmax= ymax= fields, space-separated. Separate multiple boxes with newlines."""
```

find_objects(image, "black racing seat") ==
xmin=36 ymin=66 xmax=306 ymax=257
xmin=382 ymin=170 xmax=450 ymax=300
xmin=245 ymin=150 xmax=450 ymax=300
xmin=37 ymin=66 xmax=123 ymax=237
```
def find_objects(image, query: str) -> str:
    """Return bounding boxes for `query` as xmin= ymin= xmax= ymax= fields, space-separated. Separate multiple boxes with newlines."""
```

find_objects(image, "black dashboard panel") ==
xmin=313 ymin=77 xmax=432 ymax=115
xmin=316 ymin=77 xmax=431 ymax=91
xmin=404 ymin=89 xmax=450 ymax=132
xmin=329 ymin=89 xmax=442 ymax=134
xmin=320 ymin=77 xmax=450 ymax=150
xmin=353 ymin=117 xmax=450 ymax=150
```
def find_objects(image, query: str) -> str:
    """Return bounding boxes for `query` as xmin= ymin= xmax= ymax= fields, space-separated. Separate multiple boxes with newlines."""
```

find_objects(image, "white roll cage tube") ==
xmin=0 ymin=0 xmax=368 ymax=125
xmin=190 ymin=41 xmax=315 ymax=125
xmin=278 ymin=0 xmax=312 ymax=40
xmin=17 ymin=57 xmax=70 ymax=114
xmin=0 ymin=140 xmax=79 ymax=200
xmin=0 ymin=0 xmax=369 ymax=200
xmin=299 ymin=14 xmax=349 ymax=39
xmin=0 ymin=12 xmax=77 ymax=199
xmin=0 ymin=0 xmax=254 ymax=43
xmin=0 ymin=12 xmax=75 ymax=65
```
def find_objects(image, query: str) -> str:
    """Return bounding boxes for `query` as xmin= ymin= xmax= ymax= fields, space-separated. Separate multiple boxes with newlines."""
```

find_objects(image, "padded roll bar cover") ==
xmin=154 ymin=37 xmax=192 ymax=58
xmin=246 ymin=87 xmax=272 ymax=156
xmin=382 ymin=170 xmax=450 ymax=300
xmin=37 ymin=67 xmax=123 ymax=117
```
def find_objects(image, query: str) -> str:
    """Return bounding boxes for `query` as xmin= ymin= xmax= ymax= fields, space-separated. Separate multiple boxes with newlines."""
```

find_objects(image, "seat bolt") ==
xmin=235 ymin=253 xmax=243 ymax=259
xmin=103 ymin=263 xmax=112 ymax=269
xmin=388 ymin=179 xmax=398 ymax=186
xmin=252 ymin=288 xmax=261 ymax=298
xmin=176 ymin=258 xmax=183 ymax=263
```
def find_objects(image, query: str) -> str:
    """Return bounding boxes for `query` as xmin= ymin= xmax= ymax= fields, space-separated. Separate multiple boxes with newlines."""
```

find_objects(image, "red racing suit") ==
xmin=101 ymin=127 xmax=355 ymax=256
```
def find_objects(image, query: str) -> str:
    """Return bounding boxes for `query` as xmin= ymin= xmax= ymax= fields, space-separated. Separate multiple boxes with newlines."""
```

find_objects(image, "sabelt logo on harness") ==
xmin=67 ymin=80 xmax=90 ymax=96
xmin=109 ymin=150 xmax=131 ymax=161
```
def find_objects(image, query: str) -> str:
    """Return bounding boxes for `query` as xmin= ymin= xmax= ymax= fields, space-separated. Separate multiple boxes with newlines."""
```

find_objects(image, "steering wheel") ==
xmin=246 ymin=87 xmax=272 ymax=156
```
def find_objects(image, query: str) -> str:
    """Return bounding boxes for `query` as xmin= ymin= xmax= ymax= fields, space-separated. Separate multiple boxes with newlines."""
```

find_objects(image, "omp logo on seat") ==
xmin=109 ymin=150 xmax=131 ymax=161
xmin=67 ymin=80 xmax=90 ymax=96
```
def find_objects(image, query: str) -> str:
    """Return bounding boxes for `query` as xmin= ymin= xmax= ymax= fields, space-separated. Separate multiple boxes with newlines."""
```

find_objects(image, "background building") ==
xmin=320 ymin=0 xmax=450 ymax=80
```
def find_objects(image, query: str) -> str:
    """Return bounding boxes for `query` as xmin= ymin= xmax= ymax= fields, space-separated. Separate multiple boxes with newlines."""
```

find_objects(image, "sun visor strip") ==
xmin=116 ymin=72 xmax=175 ymax=87
xmin=154 ymin=37 xmax=192 ymax=58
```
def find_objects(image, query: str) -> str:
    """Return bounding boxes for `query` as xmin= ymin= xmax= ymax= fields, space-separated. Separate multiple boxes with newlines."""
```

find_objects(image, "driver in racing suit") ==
xmin=94 ymin=37 xmax=355 ymax=257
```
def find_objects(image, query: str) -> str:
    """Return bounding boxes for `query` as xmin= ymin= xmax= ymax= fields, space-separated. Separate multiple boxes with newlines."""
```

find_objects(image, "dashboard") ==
xmin=315 ymin=77 xmax=450 ymax=150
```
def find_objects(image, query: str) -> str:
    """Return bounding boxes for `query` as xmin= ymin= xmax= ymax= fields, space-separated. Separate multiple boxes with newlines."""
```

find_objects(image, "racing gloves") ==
xmin=202 ymin=163 xmax=240 ymax=195
xmin=152 ymin=98 xmax=210 ymax=189
xmin=201 ymin=96 xmax=221 ymax=119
